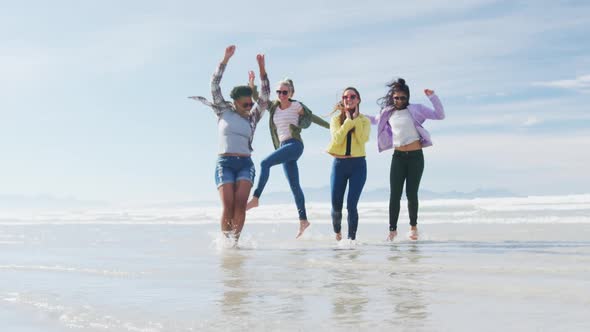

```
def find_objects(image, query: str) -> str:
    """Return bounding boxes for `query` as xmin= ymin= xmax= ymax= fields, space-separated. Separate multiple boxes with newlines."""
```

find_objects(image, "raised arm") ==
xmin=415 ymin=89 xmax=445 ymax=121
xmin=249 ymin=70 xmax=260 ymax=102
xmin=250 ymin=54 xmax=270 ymax=123
xmin=211 ymin=45 xmax=235 ymax=105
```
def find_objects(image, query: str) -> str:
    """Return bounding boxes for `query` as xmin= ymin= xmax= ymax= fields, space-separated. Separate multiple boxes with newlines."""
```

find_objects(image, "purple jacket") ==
xmin=366 ymin=94 xmax=445 ymax=152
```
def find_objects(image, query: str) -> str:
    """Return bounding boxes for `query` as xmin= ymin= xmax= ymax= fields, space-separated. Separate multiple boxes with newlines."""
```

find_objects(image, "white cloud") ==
xmin=523 ymin=116 xmax=541 ymax=127
xmin=296 ymin=129 xmax=590 ymax=196
xmin=3 ymin=0 xmax=589 ymax=98
xmin=421 ymin=131 xmax=590 ymax=194
xmin=432 ymin=96 xmax=590 ymax=130
xmin=172 ymin=0 xmax=500 ymax=35
xmin=433 ymin=132 xmax=590 ymax=169
xmin=0 ymin=15 xmax=202 ymax=90
xmin=533 ymin=74 xmax=590 ymax=93
xmin=253 ymin=2 xmax=590 ymax=104
xmin=0 ymin=52 xmax=52 ymax=83
xmin=3 ymin=0 xmax=590 ymax=199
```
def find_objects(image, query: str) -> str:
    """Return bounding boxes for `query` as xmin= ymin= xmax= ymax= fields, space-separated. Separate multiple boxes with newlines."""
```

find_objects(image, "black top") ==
xmin=345 ymin=130 xmax=352 ymax=156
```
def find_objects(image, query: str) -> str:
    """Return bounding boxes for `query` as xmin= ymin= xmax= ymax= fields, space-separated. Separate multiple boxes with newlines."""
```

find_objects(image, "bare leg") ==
xmin=218 ymin=183 xmax=236 ymax=236
xmin=246 ymin=196 xmax=259 ymax=211
xmin=218 ymin=183 xmax=235 ymax=236
xmin=335 ymin=233 xmax=342 ymax=241
xmin=232 ymin=180 xmax=253 ymax=241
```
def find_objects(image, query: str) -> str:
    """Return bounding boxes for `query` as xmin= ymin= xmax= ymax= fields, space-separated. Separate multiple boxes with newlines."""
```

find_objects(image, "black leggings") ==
xmin=389 ymin=150 xmax=424 ymax=231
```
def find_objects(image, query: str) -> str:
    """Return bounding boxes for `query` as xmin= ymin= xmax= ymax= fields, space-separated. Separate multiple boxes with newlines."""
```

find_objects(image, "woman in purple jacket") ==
xmin=368 ymin=78 xmax=445 ymax=241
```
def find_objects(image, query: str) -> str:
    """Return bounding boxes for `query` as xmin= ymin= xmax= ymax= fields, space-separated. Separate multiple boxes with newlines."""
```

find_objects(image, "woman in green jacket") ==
xmin=246 ymin=78 xmax=329 ymax=238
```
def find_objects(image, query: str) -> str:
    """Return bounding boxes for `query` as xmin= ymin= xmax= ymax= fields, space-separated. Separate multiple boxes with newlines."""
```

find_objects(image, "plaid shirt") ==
xmin=189 ymin=63 xmax=270 ymax=151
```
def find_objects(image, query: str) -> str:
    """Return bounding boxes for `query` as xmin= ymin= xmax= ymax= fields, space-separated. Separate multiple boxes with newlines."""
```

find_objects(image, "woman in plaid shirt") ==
xmin=190 ymin=45 xmax=270 ymax=245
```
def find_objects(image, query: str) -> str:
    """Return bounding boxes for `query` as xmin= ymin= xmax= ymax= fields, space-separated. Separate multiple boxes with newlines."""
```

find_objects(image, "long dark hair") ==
xmin=335 ymin=87 xmax=361 ymax=124
xmin=377 ymin=78 xmax=410 ymax=109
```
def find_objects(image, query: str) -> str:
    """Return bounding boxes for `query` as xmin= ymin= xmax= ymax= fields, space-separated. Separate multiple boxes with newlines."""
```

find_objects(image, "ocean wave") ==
xmin=0 ymin=265 xmax=146 ymax=277
xmin=1 ymin=292 xmax=166 ymax=331
xmin=1 ymin=195 xmax=589 ymax=225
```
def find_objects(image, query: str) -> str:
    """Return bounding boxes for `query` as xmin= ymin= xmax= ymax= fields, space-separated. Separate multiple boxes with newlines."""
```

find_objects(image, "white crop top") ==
xmin=389 ymin=109 xmax=420 ymax=147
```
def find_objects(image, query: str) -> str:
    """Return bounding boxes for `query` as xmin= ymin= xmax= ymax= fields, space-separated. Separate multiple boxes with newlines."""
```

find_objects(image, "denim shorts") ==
xmin=214 ymin=156 xmax=256 ymax=188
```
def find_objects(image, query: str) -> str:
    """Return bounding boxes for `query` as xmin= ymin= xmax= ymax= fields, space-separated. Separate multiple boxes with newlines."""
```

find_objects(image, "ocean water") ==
xmin=1 ymin=195 xmax=589 ymax=331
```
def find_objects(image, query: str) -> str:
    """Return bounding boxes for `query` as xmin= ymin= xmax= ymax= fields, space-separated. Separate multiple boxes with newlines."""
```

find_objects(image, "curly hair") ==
xmin=377 ymin=78 xmax=410 ymax=109
xmin=230 ymin=85 xmax=253 ymax=100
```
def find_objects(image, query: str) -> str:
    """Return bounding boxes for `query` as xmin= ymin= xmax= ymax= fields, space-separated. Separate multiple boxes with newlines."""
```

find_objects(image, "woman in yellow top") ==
xmin=326 ymin=87 xmax=371 ymax=242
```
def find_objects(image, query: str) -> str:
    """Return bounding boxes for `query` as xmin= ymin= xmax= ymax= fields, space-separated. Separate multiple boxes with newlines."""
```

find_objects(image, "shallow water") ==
xmin=1 ymin=222 xmax=589 ymax=331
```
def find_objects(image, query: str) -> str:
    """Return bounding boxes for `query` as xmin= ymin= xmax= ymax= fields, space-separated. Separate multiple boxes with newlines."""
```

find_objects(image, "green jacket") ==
xmin=267 ymin=100 xmax=330 ymax=149
xmin=252 ymin=85 xmax=329 ymax=149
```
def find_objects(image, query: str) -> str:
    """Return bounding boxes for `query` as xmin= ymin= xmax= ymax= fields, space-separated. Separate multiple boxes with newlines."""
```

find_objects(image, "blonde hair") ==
xmin=276 ymin=78 xmax=295 ymax=96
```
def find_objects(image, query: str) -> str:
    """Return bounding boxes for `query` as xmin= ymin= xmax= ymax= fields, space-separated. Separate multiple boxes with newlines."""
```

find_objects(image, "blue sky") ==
xmin=2 ymin=0 xmax=589 ymax=203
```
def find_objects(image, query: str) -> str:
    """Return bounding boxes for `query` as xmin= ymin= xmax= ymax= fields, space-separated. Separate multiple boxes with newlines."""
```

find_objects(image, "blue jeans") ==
xmin=331 ymin=157 xmax=367 ymax=240
xmin=253 ymin=139 xmax=307 ymax=220
xmin=214 ymin=156 xmax=255 ymax=188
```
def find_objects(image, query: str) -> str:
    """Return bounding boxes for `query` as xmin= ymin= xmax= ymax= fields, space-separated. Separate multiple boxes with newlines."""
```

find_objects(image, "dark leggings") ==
xmin=331 ymin=157 xmax=367 ymax=240
xmin=389 ymin=150 xmax=424 ymax=231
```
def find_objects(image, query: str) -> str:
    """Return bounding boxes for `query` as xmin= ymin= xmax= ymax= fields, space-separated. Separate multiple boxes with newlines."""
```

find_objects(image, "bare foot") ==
xmin=408 ymin=227 xmax=418 ymax=240
xmin=296 ymin=220 xmax=310 ymax=239
xmin=246 ymin=197 xmax=259 ymax=211
xmin=221 ymin=231 xmax=239 ymax=248
xmin=232 ymin=233 xmax=240 ymax=248
xmin=335 ymin=233 xmax=342 ymax=241
xmin=387 ymin=230 xmax=398 ymax=241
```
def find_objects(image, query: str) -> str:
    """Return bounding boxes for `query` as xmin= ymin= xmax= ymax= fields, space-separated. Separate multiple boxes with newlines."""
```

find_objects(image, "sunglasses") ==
xmin=241 ymin=102 xmax=255 ymax=108
xmin=393 ymin=96 xmax=408 ymax=101
xmin=276 ymin=90 xmax=289 ymax=96
xmin=342 ymin=95 xmax=358 ymax=100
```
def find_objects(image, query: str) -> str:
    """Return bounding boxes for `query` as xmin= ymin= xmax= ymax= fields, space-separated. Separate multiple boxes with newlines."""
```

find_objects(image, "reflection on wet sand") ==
xmin=219 ymin=251 xmax=250 ymax=317
xmin=329 ymin=249 xmax=369 ymax=327
xmin=218 ymin=249 xmax=309 ymax=327
xmin=276 ymin=250 xmax=308 ymax=319
xmin=386 ymin=244 xmax=429 ymax=329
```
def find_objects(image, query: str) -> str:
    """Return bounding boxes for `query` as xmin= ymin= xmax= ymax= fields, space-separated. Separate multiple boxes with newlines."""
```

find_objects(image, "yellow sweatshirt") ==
xmin=326 ymin=114 xmax=371 ymax=157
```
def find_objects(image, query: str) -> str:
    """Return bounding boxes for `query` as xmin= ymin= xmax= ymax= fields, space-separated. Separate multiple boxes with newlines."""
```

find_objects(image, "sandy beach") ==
xmin=1 ymin=196 xmax=590 ymax=331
